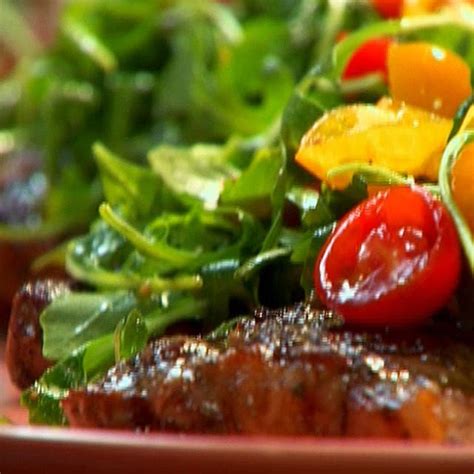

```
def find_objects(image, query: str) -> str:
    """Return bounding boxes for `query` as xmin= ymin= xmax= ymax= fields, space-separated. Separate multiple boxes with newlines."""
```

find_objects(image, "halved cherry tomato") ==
xmin=295 ymin=99 xmax=452 ymax=186
xmin=315 ymin=186 xmax=461 ymax=326
xmin=372 ymin=0 xmax=403 ymax=18
xmin=342 ymin=38 xmax=392 ymax=81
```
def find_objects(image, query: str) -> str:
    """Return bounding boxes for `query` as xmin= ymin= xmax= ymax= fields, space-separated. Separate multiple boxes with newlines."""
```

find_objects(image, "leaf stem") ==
xmin=99 ymin=203 xmax=199 ymax=266
xmin=439 ymin=131 xmax=474 ymax=273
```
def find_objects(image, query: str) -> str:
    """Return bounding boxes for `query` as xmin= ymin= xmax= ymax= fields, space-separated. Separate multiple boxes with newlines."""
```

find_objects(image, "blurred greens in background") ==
xmin=0 ymin=0 xmax=376 ymax=240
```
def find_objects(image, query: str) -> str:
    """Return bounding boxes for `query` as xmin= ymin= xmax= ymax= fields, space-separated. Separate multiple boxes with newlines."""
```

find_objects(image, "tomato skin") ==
xmin=372 ymin=0 xmax=403 ymax=18
xmin=315 ymin=186 xmax=461 ymax=327
xmin=387 ymin=42 xmax=472 ymax=118
xmin=342 ymin=38 xmax=392 ymax=81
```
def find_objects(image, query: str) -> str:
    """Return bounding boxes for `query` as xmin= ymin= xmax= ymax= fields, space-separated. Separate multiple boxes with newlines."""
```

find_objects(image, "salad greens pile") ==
xmin=0 ymin=0 xmax=317 ymax=237
xmin=2 ymin=0 xmax=472 ymax=425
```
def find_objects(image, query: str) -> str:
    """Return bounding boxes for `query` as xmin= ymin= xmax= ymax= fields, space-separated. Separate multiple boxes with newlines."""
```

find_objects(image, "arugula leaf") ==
xmin=25 ymin=295 xmax=207 ymax=426
xmin=298 ymin=194 xmax=332 ymax=231
xmin=87 ymin=296 xmax=204 ymax=370
xmin=99 ymin=204 xmax=261 ymax=270
xmin=82 ymin=295 xmax=206 ymax=378
xmin=114 ymin=309 xmax=149 ymax=362
xmin=81 ymin=333 xmax=115 ymax=381
xmin=326 ymin=163 xmax=415 ymax=188
xmin=286 ymin=186 xmax=320 ymax=211
xmin=200 ymin=258 xmax=253 ymax=328
xmin=94 ymin=142 xmax=159 ymax=216
xmin=280 ymin=90 xmax=327 ymax=159
xmin=321 ymin=175 xmax=368 ymax=218
xmin=21 ymin=349 xmax=86 ymax=426
xmin=221 ymin=147 xmax=284 ymax=217
xmin=287 ymin=176 xmax=369 ymax=296
xmin=66 ymin=220 xmax=203 ymax=292
xmin=281 ymin=68 xmax=342 ymax=158
xmin=218 ymin=18 xmax=290 ymax=97
xmin=236 ymin=247 xmax=291 ymax=282
xmin=99 ymin=203 xmax=199 ymax=267
xmin=148 ymin=143 xmax=238 ymax=209
xmin=291 ymin=223 xmax=335 ymax=296
xmin=40 ymin=291 xmax=154 ymax=360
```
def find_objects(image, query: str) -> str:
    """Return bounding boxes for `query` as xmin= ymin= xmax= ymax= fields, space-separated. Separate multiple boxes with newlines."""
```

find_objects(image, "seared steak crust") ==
xmin=63 ymin=305 xmax=474 ymax=441
xmin=6 ymin=279 xmax=72 ymax=389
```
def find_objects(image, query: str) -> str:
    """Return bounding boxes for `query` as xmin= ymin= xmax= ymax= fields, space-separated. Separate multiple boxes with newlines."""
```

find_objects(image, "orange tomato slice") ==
xmin=295 ymin=99 xmax=451 ymax=187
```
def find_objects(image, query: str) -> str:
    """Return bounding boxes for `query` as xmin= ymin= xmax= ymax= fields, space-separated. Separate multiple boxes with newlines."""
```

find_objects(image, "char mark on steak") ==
xmin=63 ymin=304 xmax=474 ymax=441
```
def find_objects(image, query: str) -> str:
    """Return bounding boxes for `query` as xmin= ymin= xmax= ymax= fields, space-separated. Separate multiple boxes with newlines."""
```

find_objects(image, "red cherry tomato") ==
xmin=342 ymin=37 xmax=392 ymax=81
xmin=372 ymin=0 xmax=403 ymax=18
xmin=315 ymin=186 xmax=461 ymax=327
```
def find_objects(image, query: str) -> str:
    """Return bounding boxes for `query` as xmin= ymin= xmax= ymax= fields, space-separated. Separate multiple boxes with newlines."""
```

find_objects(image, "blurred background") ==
xmin=1 ymin=0 xmax=60 ymax=78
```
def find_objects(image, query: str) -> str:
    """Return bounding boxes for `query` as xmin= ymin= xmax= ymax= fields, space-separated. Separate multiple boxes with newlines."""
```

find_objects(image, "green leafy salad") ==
xmin=2 ymin=0 xmax=473 ymax=426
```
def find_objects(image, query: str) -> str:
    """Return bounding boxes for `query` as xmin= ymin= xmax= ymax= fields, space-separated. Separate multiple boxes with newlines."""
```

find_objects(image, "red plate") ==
xmin=1 ymin=339 xmax=474 ymax=474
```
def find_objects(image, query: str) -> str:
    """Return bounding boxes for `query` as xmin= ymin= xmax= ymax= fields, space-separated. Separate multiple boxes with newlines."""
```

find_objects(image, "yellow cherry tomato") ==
xmin=403 ymin=0 xmax=451 ymax=15
xmin=451 ymin=142 xmax=474 ymax=235
xmin=403 ymin=0 xmax=474 ymax=15
xmin=387 ymin=42 xmax=472 ymax=118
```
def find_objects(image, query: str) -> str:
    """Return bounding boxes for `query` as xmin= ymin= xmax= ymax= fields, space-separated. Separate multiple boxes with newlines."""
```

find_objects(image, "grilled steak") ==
xmin=6 ymin=279 xmax=72 ymax=389
xmin=63 ymin=304 xmax=474 ymax=441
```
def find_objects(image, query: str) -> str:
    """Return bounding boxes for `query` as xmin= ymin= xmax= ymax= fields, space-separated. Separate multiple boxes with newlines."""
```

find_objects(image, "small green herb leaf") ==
xmin=221 ymin=147 xmax=284 ymax=217
xmin=21 ymin=349 xmax=87 ymax=426
xmin=148 ymin=144 xmax=238 ymax=209
xmin=94 ymin=142 xmax=159 ymax=216
xmin=40 ymin=291 xmax=150 ymax=360
xmin=114 ymin=309 xmax=148 ymax=362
